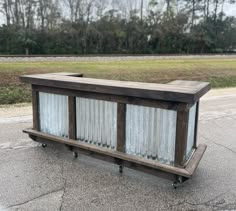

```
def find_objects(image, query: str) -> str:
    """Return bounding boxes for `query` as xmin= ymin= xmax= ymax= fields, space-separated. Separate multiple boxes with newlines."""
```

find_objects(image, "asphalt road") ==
xmin=0 ymin=88 xmax=236 ymax=211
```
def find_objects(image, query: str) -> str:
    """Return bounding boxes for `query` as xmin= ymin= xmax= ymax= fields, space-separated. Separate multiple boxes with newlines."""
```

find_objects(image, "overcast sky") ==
xmin=0 ymin=2 xmax=235 ymax=25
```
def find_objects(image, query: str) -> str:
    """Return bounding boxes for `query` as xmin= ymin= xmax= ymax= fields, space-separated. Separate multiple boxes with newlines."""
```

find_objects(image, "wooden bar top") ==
xmin=20 ymin=72 xmax=210 ymax=104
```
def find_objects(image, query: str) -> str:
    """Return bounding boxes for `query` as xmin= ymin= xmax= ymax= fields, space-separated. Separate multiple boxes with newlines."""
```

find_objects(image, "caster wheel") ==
xmin=73 ymin=152 xmax=78 ymax=158
xmin=177 ymin=176 xmax=183 ymax=184
xmin=119 ymin=165 xmax=123 ymax=174
xmin=42 ymin=144 xmax=47 ymax=148
xmin=172 ymin=181 xmax=178 ymax=189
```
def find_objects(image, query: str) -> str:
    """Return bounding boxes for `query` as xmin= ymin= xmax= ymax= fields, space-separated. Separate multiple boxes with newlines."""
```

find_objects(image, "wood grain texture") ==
xmin=26 ymin=129 xmax=206 ymax=178
xmin=32 ymin=85 xmax=189 ymax=111
xmin=32 ymin=135 xmax=179 ymax=181
xmin=116 ymin=103 xmax=126 ymax=152
xmin=185 ymin=144 xmax=207 ymax=175
xmin=68 ymin=96 xmax=76 ymax=140
xmin=23 ymin=128 xmax=191 ymax=178
xmin=32 ymin=87 xmax=40 ymax=130
xmin=20 ymin=73 xmax=210 ymax=104
xmin=175 ymin=109 xmax=189 ymax=166
xmin=168 ymin=80 xmax=211 ymax=103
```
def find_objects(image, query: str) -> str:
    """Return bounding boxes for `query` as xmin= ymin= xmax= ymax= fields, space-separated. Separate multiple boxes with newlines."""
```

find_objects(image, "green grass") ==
xmin=1 ymin=58 xmax=236 ymax=104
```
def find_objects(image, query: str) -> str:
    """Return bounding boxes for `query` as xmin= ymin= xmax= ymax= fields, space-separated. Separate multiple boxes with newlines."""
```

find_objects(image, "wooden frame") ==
xmin=20 ymin=73 xmax=210 ymax=185
xmin=25 ymin=129 xmax=206 ymax=180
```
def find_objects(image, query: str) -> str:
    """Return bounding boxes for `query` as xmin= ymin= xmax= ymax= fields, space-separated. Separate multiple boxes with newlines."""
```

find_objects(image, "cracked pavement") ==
xmin=0 ymin=88 xmax=236 ymax=210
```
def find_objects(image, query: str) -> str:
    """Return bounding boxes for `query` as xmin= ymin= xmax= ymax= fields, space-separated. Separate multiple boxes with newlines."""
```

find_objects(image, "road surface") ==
xmin=0 ymin=88 xmax=236 ymax=210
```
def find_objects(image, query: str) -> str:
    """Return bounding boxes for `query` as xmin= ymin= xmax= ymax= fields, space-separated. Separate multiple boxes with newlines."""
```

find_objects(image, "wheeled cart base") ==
xmin=20 ymin=73 xmax=210 ymax=187
xmin=25 ymin=129 xmax=207 ymax=188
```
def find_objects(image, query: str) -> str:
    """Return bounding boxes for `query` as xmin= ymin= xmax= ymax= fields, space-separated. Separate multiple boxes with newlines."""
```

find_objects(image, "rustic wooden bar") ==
xmin=20 ymin=73 xmax=210 ymax=186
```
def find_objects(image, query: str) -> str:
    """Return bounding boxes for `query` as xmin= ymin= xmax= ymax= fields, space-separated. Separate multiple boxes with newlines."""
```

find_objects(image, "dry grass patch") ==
xmin=0 ymin=58 xmax=236 ymax=104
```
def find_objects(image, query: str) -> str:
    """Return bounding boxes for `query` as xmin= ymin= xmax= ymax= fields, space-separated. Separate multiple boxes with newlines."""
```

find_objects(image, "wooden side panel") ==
xmin=32 ymin=87 xmax=40 ymax=131
xmin=116 ymin=103 xmax=126 ymax=152
xmin=68 ymin=96 xmax=76 ymax=140
xmin=175 ymin=109 xmax=189 ymax=166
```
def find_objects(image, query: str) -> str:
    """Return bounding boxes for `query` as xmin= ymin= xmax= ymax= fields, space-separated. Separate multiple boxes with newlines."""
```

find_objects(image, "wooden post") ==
xmin=116 ymin=103 xmax=126 ymax=152
xmin=68 ymin=96 xmax=76 ymax=140
xmin=32 ymin=87 xmax=40 ymax=131
xmin=175 ymin=109 xmax=189 ymax=166
xmin=193 ymin=101 xmax=199 ymax=149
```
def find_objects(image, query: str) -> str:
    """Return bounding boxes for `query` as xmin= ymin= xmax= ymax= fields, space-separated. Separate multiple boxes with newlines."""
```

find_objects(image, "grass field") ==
xmin=1 ymin=57 xmax=236 ymax=104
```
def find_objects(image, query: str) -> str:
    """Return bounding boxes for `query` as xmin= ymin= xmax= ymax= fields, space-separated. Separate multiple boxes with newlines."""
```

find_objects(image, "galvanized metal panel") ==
xmin=76 ymin=97 xmax=117 ymax=149
xmin=186 ymin=103 xmax=197 ymax=159
xmin=126 ymin=105 xmax=177 ymax=165
xmin=39 ymin=92 xmax=68 ymax=137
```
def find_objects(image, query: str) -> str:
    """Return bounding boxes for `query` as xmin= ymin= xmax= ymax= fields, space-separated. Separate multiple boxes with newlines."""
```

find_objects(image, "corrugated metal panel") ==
xmin=76 ymin=97 xmax=117 ymax=149
xmin=186 ymin=103 xmax=197 ymax=159
xmin=126 ymin=105 xmax=177 ymax=165
xmin=39 ymin=92 xmax=68 ymax=137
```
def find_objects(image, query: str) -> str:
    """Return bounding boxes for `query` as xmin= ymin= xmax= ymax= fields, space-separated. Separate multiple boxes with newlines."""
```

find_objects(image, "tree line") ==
xmin=0 ymin=0 xmax=236 ymax=54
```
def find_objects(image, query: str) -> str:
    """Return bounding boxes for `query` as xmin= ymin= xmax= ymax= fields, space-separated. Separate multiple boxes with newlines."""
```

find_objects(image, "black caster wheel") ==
xmin=172 ymin=181 xmax=178 ymax=189
xmin=73 ymin=152 xmax=78 ymax=158
xmin=42 ymin=144 xmax=47 ymax=148
xmin=119 ymin=165 xmax=123 ymax=174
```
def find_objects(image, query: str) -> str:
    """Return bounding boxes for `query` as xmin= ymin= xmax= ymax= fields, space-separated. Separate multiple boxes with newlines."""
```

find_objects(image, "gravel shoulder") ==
xmin=0 ymin=103 xmax=32 ymax=118
xmin=1 ymin=54 xmax=236 ymax=62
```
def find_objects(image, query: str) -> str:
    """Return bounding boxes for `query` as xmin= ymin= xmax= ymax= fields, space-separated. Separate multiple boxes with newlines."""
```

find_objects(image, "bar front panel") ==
xmin=125 ymin=104 xmax=177 ymax=165
xmin=76 ymin=97 xmax=117 ymax=149
xmin=39 ymin=92 xmax=69 ymax=138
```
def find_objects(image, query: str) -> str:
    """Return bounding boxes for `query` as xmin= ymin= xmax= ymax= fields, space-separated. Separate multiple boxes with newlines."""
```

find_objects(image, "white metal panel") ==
xmin=39 ymin=92 xmax=68 ymax=137
xmin=186 ymin=103 xmax=197 ymax=159
xmin=76 ymin=97 xmax=117 ymax=149
xmin=126 ymin=105 xmax=177 ymax=165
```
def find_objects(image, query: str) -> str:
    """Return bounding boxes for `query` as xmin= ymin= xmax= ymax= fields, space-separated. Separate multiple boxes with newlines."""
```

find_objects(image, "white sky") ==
xmin=0 ymin=2 xmax=235 ymax=25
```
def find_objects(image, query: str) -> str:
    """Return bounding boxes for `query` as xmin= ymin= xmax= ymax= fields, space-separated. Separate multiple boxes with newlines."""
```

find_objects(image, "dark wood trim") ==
xmin=32 ymin=135 xmax=179 ymax=181
xmin=23 ymin=128 xmax=191 ymax=178
xmin=175 ymin=109 xmax=189 ymax=166
xmin=116 ymin=103 xmax=126 ymax=152
xmin=185 ymin=144 xmax=207 ymax=176
xmin=20 ymin=74 xmax=211 ymax=104
xmin=32 ymin=87 xmax=40 ymax=130
xmin=32 ymin=85 xmax=189 ymax=111
xmin=28 ymin=131 xmax=205 ymax=179
xmin=193 ymin=101 xmax=199 ymax=149
xmin=49 ymin=72 xmax=83 ymax=77
xmin=168 ymin=80 xmax=211 ymax=103
xmin=194 ymin=84 xmax=211 ymax=103
xmin=68 ymin=96 xmax=76 ymax=140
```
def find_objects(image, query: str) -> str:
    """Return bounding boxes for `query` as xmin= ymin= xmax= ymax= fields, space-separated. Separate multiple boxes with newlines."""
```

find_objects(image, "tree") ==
xmin=0 ymin=0 xmax=236 ymax=55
